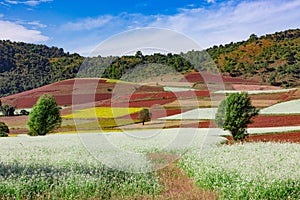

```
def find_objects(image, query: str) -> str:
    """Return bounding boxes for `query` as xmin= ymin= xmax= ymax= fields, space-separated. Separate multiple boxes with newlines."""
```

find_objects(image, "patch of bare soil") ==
xmin=121 ymin=153 xmax=218 ymax=200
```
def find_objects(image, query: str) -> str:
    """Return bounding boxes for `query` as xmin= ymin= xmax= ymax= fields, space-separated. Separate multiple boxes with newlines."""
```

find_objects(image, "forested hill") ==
xmin=1 ymin=29 xmax=300 ymax=97
xmin=0 ymin=40 xmax=84 ymax=97
xmin=0 ymin=41 xmax=194 ymax=97
xmin=206 ymin=29 xmax=300 ymax=87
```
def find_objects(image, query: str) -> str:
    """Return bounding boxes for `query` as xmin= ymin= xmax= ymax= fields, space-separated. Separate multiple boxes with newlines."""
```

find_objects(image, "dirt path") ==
xmin=122 ymin=153 xmax=218 ymax=200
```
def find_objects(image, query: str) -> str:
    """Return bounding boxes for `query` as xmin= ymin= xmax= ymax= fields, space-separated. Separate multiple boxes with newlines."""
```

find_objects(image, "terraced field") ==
xmin=1 ymin=76 xmax=300 ymax=199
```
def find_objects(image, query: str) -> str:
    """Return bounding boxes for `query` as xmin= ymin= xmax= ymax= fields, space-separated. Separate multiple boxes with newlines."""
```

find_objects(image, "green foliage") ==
xmin=27 ymin=94 xmax=62 ymax=136
xmin=0 ymin=122 xmax=9 ymax=137
xmin=215 ymin=92 xmax=259 ymax=141
xmin=138 ymin=109 xmax=151 ymax=125
xmin=1 ymin=29 xmax=300 ymax=98
xmin=20 ymin=109 xmax=30 ymax=116
xmin=102 ymin=52 xmax=194 ymax=80
xmin=206 ymin=29 xmax=300 ymax=87
xmin=0 ymin=40 xmax=84 ymax=97
xmin=0 ymin=100 xmax=15 ymax=116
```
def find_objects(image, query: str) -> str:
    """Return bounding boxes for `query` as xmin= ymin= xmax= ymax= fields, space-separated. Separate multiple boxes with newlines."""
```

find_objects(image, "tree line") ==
xmin=1 ymin=28 xmax=300 ymax=97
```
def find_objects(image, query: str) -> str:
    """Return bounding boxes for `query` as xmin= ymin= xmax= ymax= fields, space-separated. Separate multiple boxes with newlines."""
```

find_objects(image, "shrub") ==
xmin=138 ymin=109 xmax=151 ymax=125
xmin=20 ymin=109 xmax=30 ymax=115
xmin=0 ymin=122 xmax=9 ymax=137
xmin=0 ymin=104 xmax=15 ymax=116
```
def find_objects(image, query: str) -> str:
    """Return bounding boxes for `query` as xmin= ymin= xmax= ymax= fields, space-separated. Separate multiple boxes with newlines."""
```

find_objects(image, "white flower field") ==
xmin=0 ymin=134 xmax=161 ymax=199
xmin=214 ymin=88 xmax=296 ymax=95
xmin=180 ymin=142 xmax=300 ymax=199
xmin=159 ymin=108 xmax=218 ymax=120
xmin=1 ymin=127 xmax=300 ymax=199
xmin=260 ymin=99 xmax=300 ymax=115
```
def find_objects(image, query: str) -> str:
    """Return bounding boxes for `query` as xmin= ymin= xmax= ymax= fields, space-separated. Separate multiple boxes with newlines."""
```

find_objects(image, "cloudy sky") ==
xmin=0 ymin=0 xmax=299 ymax=55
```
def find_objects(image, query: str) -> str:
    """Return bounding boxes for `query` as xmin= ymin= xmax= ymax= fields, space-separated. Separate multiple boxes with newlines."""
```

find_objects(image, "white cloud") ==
xmin=64 ymin=15 xmax=113 ymax=31
xmin=207 ymin=0 xmax=215 ymax=3
xmin=0 ymin=20 xmax=49 ymax=42
xmin=4 ymin=0 xmax=52 ymax=6
xmin=59 ymin=0 xmax=300 ymax=55
xmin=4 ymin=0 xmax=18 ymax=5
xmin=149 ymin=0 xmax=300 ymax=48
xmin=27 ymin=20 xmax=47 ymax=28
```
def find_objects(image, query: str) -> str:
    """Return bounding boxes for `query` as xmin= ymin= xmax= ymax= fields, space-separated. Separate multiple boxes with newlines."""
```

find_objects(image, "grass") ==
xmin=180 ymin=142 xmax=300 ymax=199
xmin=62 ymin=107 xmax=143 ymax=119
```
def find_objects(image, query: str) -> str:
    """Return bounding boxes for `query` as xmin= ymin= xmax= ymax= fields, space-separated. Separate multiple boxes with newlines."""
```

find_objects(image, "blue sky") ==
xmin=0 ymin=0 xmax=300 ymax=56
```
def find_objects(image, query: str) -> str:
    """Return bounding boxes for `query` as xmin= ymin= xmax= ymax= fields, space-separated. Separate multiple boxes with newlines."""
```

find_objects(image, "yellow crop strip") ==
xmin=62 ymin=107 xmax=143 ymax=119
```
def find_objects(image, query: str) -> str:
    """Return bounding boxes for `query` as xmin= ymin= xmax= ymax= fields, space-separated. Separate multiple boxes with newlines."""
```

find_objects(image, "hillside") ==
xmin=206 ymin=29 xmax=300 ymax=87
xmin=0 ymin=40 xmax=84 ymax=97
xmin=0 ymin=29 xmax=299 ymax=97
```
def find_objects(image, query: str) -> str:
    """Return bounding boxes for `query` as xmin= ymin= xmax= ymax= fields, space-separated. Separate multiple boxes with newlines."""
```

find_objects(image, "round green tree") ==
xmin=215 ymin=92 xmax=259 ymax=141
xmin=28 ymin=94 xmax=62 ymax=136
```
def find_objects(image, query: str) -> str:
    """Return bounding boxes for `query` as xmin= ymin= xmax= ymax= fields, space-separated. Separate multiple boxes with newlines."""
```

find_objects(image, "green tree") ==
xmin=27 ymin=94 xmax=62 ymax=136
xmin=0 ymin=122 xmax=9 ymax=137
xmin=138 ymin=109 xmax=151 ymax=125
xmin=1 ymin=104 xmax=15 ymax=116
xmin=215 ymin=92 xmax=259 ymax=141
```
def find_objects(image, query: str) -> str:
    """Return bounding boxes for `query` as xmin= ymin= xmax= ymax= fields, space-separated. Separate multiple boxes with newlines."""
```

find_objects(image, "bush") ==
xmin=27 ymin=94 xmax=62 ymax=136
xmin=138 ymin=109 xmax=151 ymax=125
xmin=20 ymin=109 xmax=30 ymax=115
xmin=215 ymin=92 xmax=259 ymax=141
xmin=0 ymin=122 xmax=9 ymax=137
xmin=0 ymin=104 xmax=15 ymax=116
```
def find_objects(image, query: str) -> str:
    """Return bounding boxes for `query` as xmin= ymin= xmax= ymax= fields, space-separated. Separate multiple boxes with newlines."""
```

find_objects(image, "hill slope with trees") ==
xmin=0 ymin=29 xmax=299 ymax=97
xmin=206 ymin=29 xmax=300 ymax=87
xmin=0 ymin=40 xmax=84 ymax=97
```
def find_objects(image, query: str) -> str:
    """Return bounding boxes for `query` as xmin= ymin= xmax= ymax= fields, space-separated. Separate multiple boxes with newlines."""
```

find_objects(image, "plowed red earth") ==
xmin=225 ymin=132 xmax=300 ymax=143
xmin=120 ymin=109 xmax=185 ymax=120
xmin=250 ymin=89 xmax=297 ymax=101
xmin=175 ymin=116 xmax=300 ymax=128
xmin=250 ymin=115 xmax=300 ymax=127
xmin=182 ymin=72 xmax=257 ymax=84
xmin=232 ymin=84 xmax=282 ymax=90
xmin=0 ymin=79 xmax=165 ymax=108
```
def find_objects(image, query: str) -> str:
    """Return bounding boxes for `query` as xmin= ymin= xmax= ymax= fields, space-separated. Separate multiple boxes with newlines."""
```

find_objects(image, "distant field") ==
xmin=62 ymin=107 xmax=143 ymax=119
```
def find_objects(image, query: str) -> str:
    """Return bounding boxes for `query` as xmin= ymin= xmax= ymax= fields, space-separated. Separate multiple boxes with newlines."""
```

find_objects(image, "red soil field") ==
xmin=169 ymin=121 xmax=217 ymax=128
xmin=0 ymin=78 xmax=165 ymax=108
xmin=250 ymin=115 xmax=300 ymax=128
xmin=117 ymin=90 xmax=210 ymax=103
xmin=182 ymin=72 xmax=257 ymax=84
xmin=232 ymin=84 xmax=282 ymax=91
xmin=250 ymin=89 xmax=297 ymax=101
xmin=1 ymin=79 xmax=112 ymax=108
xmin=225 ymin=132 xmax=300 ymax=143
xmin=119 ymin=108 xmax=185 ymax=120
xmin=105 ymin=97 xmax=177 ymax=108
